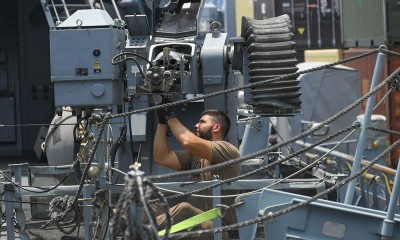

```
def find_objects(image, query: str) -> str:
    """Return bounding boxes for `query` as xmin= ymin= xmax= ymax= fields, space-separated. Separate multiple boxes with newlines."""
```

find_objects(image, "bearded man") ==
xmin=152 ymin=108 xmax=241 ymax=238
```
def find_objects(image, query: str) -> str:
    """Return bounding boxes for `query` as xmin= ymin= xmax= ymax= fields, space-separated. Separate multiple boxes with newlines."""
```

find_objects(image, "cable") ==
xmin=111 ymin=173 xmax=261 ymax=199
xmin=147 ymin=64 xmax=399 ymax=182
xmin=111 ymin=52 xmax=153 ymax=79
xmin=0 ymin=167 xmax=73 ymax=194
xmin=44 ymin=113 xmax=111 ymax=228
xmin=152 ymin=124 xmax=359 ymax=203
xmin=112 ymin=52 xmax=153 ymax=66
xmin=266 ymin=129 xmax=356 ymax=189
xmin=0 ymin=123 xmax=77 ymax=127
xmin=10 ymin=45 xmax=400 ymax=238
xmin=269 ymin=118 xmax=295 ymax=154
xmin=43 ymin=114 xmax=74 ymax=153
xmin=368 ymin=127 xmax=400 ymax=136
xmin=138 ymin=176 xmax=159 ymax=237
xmin=128 ymin=107 xmax=137 ymax=165
xmin=373 ymin=87 xmax=392 ymax=112
xmin=110 ymin=49 xmax=379 ymax=120
xmin=109 ymin=172 xmax=171 ymax=240
xmin=0 ymin=199 xmax=50 ymax=205
xmin=1 ymin=119 xmax=93 ymax=194
xmin=168 ymin=138 xmax=400 ymax=239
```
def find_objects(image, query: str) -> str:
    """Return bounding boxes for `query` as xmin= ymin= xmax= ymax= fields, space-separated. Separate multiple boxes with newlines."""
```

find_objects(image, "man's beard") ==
xmin=198 ymin=126 xmax=213 ymax=140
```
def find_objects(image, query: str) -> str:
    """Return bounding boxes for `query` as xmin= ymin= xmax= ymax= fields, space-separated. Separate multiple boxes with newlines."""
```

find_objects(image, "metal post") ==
xmin=110 ymin=0 xmax=122 ymax=20
xmin=212 ymin=179 xmax=222 ymax=240
xmin=9 ymin=164 xmax=29 ymax=240
xmin=83 ymin=184 xmax=93 ymax=240
xmin=344 ymin=47 xmax=386 ymax=205
xmin=380 ymin=160 xmax=400 ymax=238
xmin=240 ymin=117 xmax=269 ymax=157
xmin=5 ymin=185 xmax=15 ymax=240
xmin=224 ymin=0 xmax=236 ymax=38
xmin=60 ymin=0 xmax=70 ymax=17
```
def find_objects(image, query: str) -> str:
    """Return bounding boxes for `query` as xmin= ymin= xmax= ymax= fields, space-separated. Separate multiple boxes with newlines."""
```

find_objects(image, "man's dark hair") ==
xmin=201 ymin=109 xmax=231 ymax=137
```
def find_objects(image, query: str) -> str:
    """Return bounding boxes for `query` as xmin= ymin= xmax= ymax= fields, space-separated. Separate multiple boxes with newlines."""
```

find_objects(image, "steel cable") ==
xmin=148 ymin=64 xmax=399 ymax=181
xmin=153 ymin=123 xmax=359 ymax=202
xmin=169 ymin=138 xmax=400 ymax=239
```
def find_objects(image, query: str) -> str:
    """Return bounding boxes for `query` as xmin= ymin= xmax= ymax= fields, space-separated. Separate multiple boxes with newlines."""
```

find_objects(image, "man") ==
xmin=152 ymin=106 xmax=241 ymax=236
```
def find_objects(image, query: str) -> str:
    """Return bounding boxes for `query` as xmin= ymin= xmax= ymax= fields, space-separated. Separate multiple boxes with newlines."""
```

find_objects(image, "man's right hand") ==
xmin=157 ymin=98 xmax=176 ymax=125
xmin=156 ymin=108 xmax=167 ymax=125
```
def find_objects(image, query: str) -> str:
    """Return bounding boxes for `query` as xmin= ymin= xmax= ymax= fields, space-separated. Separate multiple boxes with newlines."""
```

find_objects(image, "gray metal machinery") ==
xmin=47 ymin=0 xmax=301 ymax=176
xmin=24 ymin=0 xmax=302 ymax=239
xmin=1 ymin=1 xmax=392 ymax=239
xmin=50 ymin=9 xmax=126 ymax=115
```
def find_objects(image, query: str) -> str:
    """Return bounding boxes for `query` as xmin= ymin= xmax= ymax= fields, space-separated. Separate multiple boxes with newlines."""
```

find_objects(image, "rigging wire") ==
xmin=43 ymin=114 xmax=74 ymax=153
xmin=147 ymin=64 xmax=400 ymax=181
xmin=268 ymin=118 xmax=295 ymax=154
xmin=147 ymin=122 xmax=399 ymax=202
xmin=4 ymin=46 xmax=400 ymax=237
xmin=153 ymin=123 xmax=360 ymax=202
xmin=157 ymin=60 xmax=398 ymax=200
xmin=169 ymin=138 xmax=400 ymax=239
xmin=44 ymin=113 xmax=111 ymax=228
xmin=266 ymin=129 xmax=357 ymax=189
xmin=111 ymin=52 xmax=153 ymax=80
xmin=0 ymin=48 xmax=394 ymax=200
xmin=0 ymin=127 xmax=94 ymax=194
xmin=111 ymin=50 xmax=379 ymax=120
xmin=0 ymin=167 xmax=72 ymax=194
xmin=0 ymin=123 xmax=77 ymax=127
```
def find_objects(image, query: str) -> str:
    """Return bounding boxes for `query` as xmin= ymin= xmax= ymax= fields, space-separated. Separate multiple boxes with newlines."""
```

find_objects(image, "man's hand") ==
xmin=164 ymin=107 xmax=175 ymax=121
xmin=156 ymin=98 xmax=175 ymax=124
xmin=156 ymin=108 xmax=167 ymax=125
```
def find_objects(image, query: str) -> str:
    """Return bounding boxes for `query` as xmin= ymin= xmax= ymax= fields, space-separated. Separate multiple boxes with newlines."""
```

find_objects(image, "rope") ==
xmin=43 ymin=195 xmax=81 ymax=235
xmin=43 ymin=112 xmax=111 ymax=231
xmin=169 ymin=138 xmax=400 ymax=239
xmin=43 ymin=114 xmax=74 ymax=153
xmin=36 ymin=46 xmax=400 ymax=237
xmin=368 ymin=127 xmax=400 ymax=137
xmin=265 ymin=128 xmax=357 ymax=189
xmin=153 ymin=123 xmax=359 ymax=203
xmin=148 ymin=63 xmax=397 ymax=181
xmin=109 ymin=172 xmax=171 ymax=240
xmin=110 ymin=49 xmax=378 ymax=120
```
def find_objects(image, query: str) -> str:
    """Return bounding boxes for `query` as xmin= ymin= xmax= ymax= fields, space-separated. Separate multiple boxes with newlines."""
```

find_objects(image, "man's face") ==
xmin=195 ymin=115 xmax=215 ymax=140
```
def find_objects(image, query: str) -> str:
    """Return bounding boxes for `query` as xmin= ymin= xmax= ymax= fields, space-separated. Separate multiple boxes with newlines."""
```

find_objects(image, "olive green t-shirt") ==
xmin=175 ymin=141 xmax=241 ymax=181
xmin=175 ymin=141 xmax=241 ymax=225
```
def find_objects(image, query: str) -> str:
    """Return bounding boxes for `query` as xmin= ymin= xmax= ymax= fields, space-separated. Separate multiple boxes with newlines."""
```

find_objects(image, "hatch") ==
xmin=153 ymin=0 xmax=204 ymax=39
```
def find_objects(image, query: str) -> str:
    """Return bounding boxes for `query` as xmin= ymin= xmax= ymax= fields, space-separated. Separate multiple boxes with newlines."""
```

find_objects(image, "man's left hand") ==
xmin=156 ymin=109 xmax=168 ymax=125
xmin=164 ymin=106 xmax=175 ymax=121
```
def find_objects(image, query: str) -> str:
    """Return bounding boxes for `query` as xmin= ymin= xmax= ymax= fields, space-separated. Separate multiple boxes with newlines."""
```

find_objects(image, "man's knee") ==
xmin=175 ymin=202 xmax=192 ymax=209
xmin=174 ymin=202 xmax=197 ymax=211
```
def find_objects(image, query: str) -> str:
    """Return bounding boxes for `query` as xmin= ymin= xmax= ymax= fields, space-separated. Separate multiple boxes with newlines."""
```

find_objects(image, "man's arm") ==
xmin=153 ymin=124 xmax=181 ymax=170
xmin=167 ymin=118 xmax=212 ymax=161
